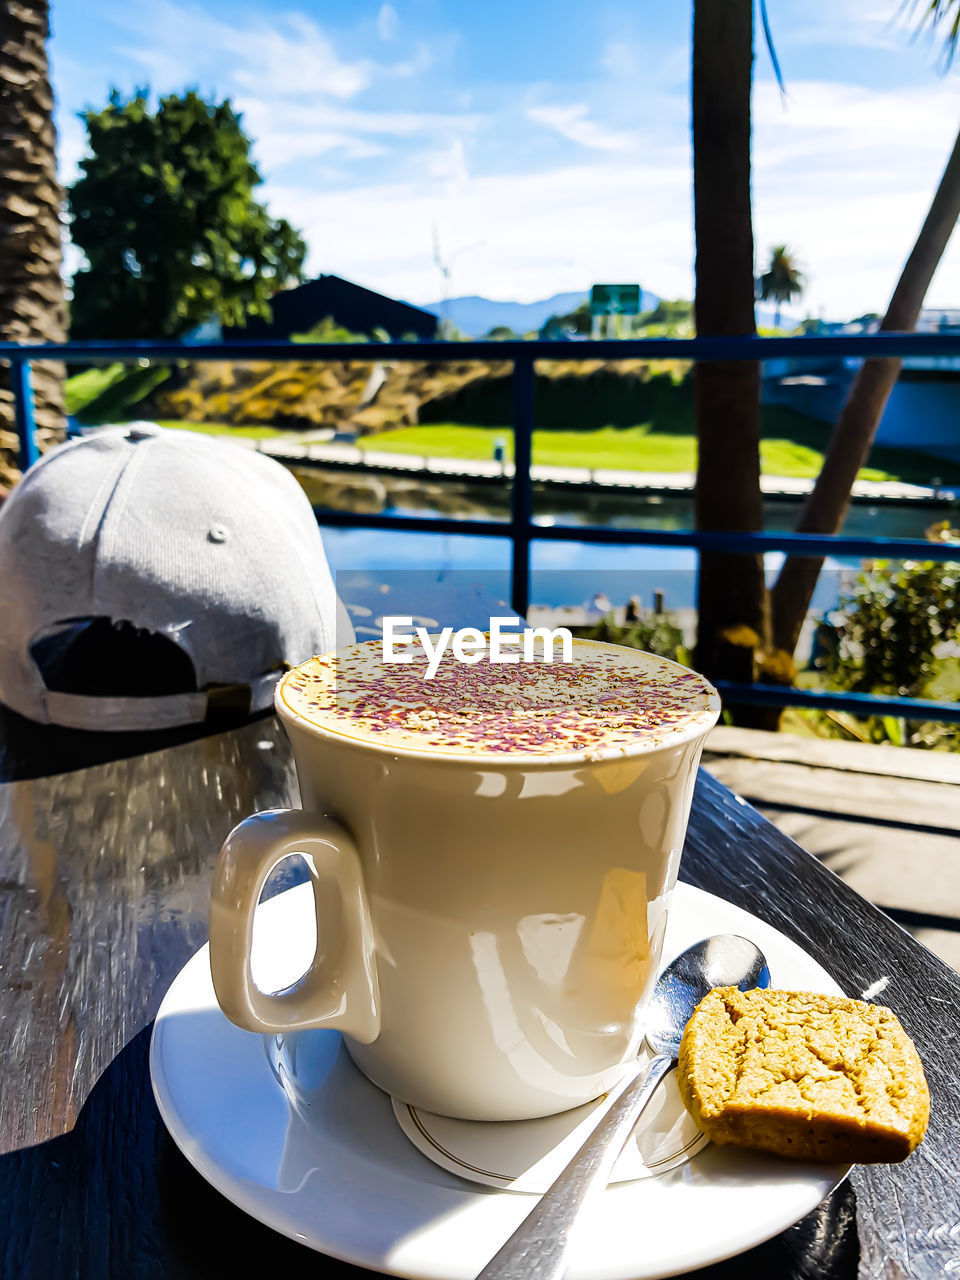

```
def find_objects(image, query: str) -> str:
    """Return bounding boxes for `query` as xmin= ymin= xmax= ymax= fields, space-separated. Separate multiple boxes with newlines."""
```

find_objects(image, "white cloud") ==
xmin=237 ymin=99 xmax=482 ymax=172
xmin=249 ymin=125 xmax=387 ymax=167
xmin=600 ymin=42 xmax=639 ymax=79
xmin=780 ymin=0 xmax=911 ymax=53
xmin=96 ymin=1 xmax=478 ymax=178
xmin=265 ymin=153 xmax=693 ymax=305
xmin=527 ymin=104 xmax=636 ymax=152
xmin=55 ymin=1 xmax=960 ymax=319
xmin=377 ymin=4 xmax=400 ymax=43
xmin=280 ymin=103 xmax=484 ymax=138
xmin=390 ymin=42 xmax=436 ymax=78
xmin=226 ymin=18 xmax=373 ymax=100
xmin=427 ymin=138 xmax=470 ymax=192
xmin=752 ymin=78 xmax=960 ymax=316
xmin=256 ymin=70 xmax=960 ymax=318
xmin=114 ymin=5 xmax=374 ymax=100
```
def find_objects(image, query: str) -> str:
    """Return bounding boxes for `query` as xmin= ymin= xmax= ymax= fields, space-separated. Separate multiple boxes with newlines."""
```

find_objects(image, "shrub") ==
xmin=814 ymin=522 xmax=960 ymax=748
xmin=573 ymin=611 xmax=689 ymax=666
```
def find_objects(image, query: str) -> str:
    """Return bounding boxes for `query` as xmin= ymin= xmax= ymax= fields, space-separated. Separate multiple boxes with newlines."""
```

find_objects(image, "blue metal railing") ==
xmin=3 ymin=333 xmax=959 ymax=726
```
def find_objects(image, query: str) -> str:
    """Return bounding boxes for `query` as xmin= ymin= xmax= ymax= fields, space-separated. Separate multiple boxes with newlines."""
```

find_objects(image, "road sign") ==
xmin=590 ymin=284 xmax=641 ymax=317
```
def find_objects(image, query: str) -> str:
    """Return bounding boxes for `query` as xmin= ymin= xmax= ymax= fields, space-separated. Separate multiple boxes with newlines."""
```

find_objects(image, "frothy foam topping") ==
xmin=279 ymin=638 xmax=717 ymax=759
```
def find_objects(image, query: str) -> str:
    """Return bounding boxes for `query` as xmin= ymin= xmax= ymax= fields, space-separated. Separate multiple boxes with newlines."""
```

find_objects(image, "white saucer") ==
xmin=150 ymin=882 xmax=851 ymax=1280
xmin=390 ymin=1043 xmax=708 ymax=1192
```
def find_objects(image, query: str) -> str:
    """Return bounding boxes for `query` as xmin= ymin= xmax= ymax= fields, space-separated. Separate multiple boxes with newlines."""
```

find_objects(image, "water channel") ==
xmin=295 ymin=466 xmax=959 ymax=618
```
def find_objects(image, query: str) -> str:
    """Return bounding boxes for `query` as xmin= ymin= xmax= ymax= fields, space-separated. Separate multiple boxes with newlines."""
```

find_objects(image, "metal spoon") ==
xmin=476 ymin=934 xmax=771 ymax=1280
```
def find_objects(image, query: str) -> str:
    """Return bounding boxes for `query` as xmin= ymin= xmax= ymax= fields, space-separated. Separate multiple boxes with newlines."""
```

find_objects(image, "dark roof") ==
xmin=223 ymin=274 xmax=438 ymax=342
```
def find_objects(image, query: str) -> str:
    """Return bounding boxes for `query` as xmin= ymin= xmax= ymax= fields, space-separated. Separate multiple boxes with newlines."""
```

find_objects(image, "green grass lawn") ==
xmin=145 ymin=416 xmax=960 ymax=483
xmin=65 ymin=360 xmax=960 ymax=485
xmin=360 ymin=423 xmax=721 ymax=472
xmin=64 ymin=366 xmax=128 ymax=415
xmin=152 ymin=420 xmax=299 ymax=440
xmin=356 ymin=420 xmax=958 ymax=483
xmin=65 ymin=362 xmax=172 ymax=423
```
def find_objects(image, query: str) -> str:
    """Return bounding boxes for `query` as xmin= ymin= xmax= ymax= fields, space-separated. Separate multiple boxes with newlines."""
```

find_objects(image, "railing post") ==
xmin=10 ymin=358 xmax=39 ymax=471
xmin=510 ymin=356 xmax=534 ymax=616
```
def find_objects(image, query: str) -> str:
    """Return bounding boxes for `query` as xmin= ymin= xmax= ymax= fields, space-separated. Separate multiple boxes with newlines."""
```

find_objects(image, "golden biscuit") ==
xmin=677 ymin=987 xmax=929 ymax=1164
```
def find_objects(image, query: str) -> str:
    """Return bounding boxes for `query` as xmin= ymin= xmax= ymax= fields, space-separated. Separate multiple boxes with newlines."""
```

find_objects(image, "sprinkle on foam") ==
xmin=281 ymin=638 xmax=715 ymax=758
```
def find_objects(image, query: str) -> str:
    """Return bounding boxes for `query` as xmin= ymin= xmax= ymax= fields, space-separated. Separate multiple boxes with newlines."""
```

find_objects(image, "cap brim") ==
xmin=42 ymin=672 xmax=280 ymax=732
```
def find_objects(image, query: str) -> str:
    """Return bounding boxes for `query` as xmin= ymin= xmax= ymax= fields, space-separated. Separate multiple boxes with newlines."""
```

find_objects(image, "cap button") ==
xmin=208 ymin=524 xmax=229 ymax=544
xmin=126 ymin=422 xmax=161 ymax=442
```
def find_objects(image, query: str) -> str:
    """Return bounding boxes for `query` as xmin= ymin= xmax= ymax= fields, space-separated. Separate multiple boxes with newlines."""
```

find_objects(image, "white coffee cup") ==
xmin=209 ymin=645 xmax=720 ymax=1121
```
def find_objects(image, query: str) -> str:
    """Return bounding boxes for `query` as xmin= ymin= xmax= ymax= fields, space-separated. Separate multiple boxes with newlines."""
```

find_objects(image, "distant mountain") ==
xmin=417 ymin=292 xmax=587 ymax=337
xmin=417 ymin=290 xmax=661 ymax=338
xmin=416 ymin=291 xmax=811 ymax=337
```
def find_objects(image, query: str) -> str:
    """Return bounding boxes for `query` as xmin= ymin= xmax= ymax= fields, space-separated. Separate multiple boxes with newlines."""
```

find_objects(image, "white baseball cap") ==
xmin=0 ymin=423 xmax=351 ymax=730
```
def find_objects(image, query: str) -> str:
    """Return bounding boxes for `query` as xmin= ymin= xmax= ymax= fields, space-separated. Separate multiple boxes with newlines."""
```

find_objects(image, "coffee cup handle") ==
xmin=208 ymin=808 xmax=381 ymax=1042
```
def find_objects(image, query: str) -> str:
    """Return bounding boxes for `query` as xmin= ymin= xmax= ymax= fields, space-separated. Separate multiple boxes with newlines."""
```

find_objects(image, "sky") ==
xmin=50 ymin=0 xmax=960 ymax=319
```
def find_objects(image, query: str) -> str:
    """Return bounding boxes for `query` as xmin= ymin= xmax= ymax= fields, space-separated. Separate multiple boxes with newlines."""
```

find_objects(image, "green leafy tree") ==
xmin=636 ymin=299 xmax=694 ymax=335
xmin=68 ymin=91 xmax=307 ymax=339
xmin=436 ymin=317 xmax=468 ymax=341
xmin=291 ymin=316 xmax=370 ymax=344
xmin=759 ymin=245 xmax=805 ymax=328
xmin=542 ymin=300 xmax=590 ymax=337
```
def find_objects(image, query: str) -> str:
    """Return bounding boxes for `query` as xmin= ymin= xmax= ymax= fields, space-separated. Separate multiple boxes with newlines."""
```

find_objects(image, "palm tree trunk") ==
xmin=771 ymin=121 xmax=960 ymax=657
xmin=0 ymin=0 xmax=67 ymax=489
xmin=693 ymin=0 xmax=768 ymax=692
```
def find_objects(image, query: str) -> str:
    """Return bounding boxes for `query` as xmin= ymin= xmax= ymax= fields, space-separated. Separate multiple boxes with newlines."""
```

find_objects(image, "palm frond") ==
xmin=903 ymin=0 xmax=960 ymax=65
xmin=758 ymin=0 xmax=787 ymax=99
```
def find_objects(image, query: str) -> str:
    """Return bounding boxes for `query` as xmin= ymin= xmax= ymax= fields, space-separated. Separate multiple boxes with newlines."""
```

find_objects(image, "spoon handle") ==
xmin=476 ymin=1053 xmax=676 ymax=1280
